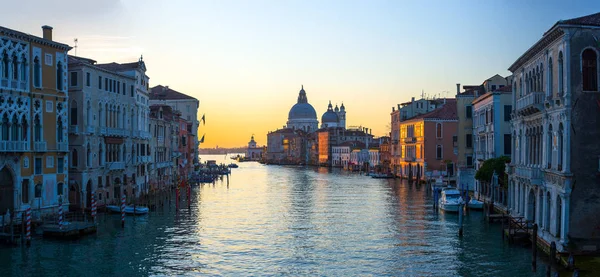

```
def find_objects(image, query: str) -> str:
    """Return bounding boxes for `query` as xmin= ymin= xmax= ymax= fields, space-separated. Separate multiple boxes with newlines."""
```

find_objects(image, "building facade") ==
xmin=0 ymin=25 xmax=71 ymax=219
xmin=246 ymin=135 xmax=263 ymax=161
xmin=507 ymin=12 xmax=600 ymax=252
xmin=149 ymin=105 xmax=177 ymax=192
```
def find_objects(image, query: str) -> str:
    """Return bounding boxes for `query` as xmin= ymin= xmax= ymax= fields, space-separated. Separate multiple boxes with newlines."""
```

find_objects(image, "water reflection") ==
xmin=0 ymin=155 xmax=553 ymax=276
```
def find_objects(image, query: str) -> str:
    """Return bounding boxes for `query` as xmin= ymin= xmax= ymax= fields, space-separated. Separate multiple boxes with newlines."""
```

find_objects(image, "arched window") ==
xmin=56 ymin=61 xmax=63 ymax=91
xmin=519 ymin=78 xmax=523 ymax=98
xmin=540 ymin=63 xmax=544 ymax=92
xmin=558 ymin=123 xmax=564 ymax=171
xmin=436 ymin=123 xmax=442 ymax=138
xmin=556 ymin=196 xmax=562 ymax=237
xmin=34 ymin=115 xmax=41 ymax=141
xmin=12 ymin=54 xmax=18 ymax=80
xmin=2 ymin=51 xmax=8 ymax=78
xmin=98 ymin=103 xmax=102 ymax=127
xmin=545 ymin=191 xmax=551 ymax=231
xmin=87 ymin=101 xmax=92 ymax=126
xmin=1 ymin=113 xmax=8 ymax=140
xmin=33 ymin=57 xmax=41 ymax=87
xmin=10 ymin=114 xmax=18 ymax=141
xmin=99 ymin=143 xmax=104 ymax=166
xmin=547 ymin=124 xmax=553 ymax=169
xmin=535 ymin=66 xmax=540 ymax=91
xmin=548 ymin=58 xmax=553 ymax=97
xmin=57 ymin=116 xmax=64 ymax=142
xmin=72 ymin=148 xmax=78 ymax=167
xmin=20 ymin=55 xmax=27 ymax=82
xmin=21 ymin=115 xmax=28 ymax=141
xmin=558 ymin=52 xmax=564 ymax=95
xmin=70 ymin=100 xmax=77 ymax=125
xmin=582 ymin=49 xmax=598 ymax=91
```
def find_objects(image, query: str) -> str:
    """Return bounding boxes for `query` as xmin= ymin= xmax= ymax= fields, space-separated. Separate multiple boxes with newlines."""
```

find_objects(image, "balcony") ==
xmin=108 ymin=161 xmax=125 ymax=171
xmin=404 ymin=137 xmax=416 ymax=143
xmin=138 ymin=156 xmax=151 ymax=163
xmin=107 ymin=128 xmax=126 ymax=137
xmin=57 ymin=142 xmax=68 ymax=152
xmin=0 ymin=141 xmax=29 ymax=152
xmin=69 ymin=125 xmax=78 ymax=134
xmin=86 ymin=126 xmax=95 ymax=134
xmin=515 ymin=165 xmax=542 ymax=185
xmin=34 ymin=141 xmax=47 ymax=152
xmin=156 ymin=161 xmax=172 ymax=168
xmin=140 ymin=131 xmax=151 ymax=139
xmin=516 ymin=91 xmax=544 ymax=116
xmin=98 ymin=126 xmax=107 ymax=136
xmin=476 ymin=125 xmax=485 ymax=134
xmin=404 ymin=156 xmax=415 ymax=162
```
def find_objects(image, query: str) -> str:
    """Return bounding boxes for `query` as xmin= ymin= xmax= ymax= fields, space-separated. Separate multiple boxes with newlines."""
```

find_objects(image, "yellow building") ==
xmin=0 ymin=25 xmax=71 ymax=218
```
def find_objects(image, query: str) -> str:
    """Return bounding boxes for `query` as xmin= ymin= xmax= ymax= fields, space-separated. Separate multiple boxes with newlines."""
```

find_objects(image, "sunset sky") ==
xmin=4 ymin=0 xmax=599 ymax=148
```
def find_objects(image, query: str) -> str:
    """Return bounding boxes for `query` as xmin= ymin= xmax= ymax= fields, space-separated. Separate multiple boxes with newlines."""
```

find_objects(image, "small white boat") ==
xmin=468 ymin=199 xmax=484 ymax=210
xmin=439 ymin=189 xmax=463 ymax=213
xmin=106 ymin=205 xmax=149 ymax=215
xmin=371 ymin=173 xmax=394 ymax=179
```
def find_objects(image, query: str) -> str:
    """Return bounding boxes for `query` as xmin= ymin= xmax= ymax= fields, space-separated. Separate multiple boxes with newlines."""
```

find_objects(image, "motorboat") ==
xmin=439 ymin=189 xmax=463 ymax=213
xmin=468 ymin=199 xmax=484 ymax=210
xmin=228 ymin=163 xmax=239 ymax=168
xmin=371 ymin=173 xmax=394 ymax=179
xmin=106 ymin=205 xmax=149 ymax=215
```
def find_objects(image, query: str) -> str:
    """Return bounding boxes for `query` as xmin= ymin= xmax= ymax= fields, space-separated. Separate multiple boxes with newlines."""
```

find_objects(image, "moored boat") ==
xmin=228 ymin=163 xmax=239 ymax=168
xmin=439 ymin=189 xmax=463 ymax=213
xmin=371 ymin=173 xmax=394 ymax=179
xmin=106 ymin=205 xmax=149 ymax=215
xmin=468 ymin=199 xmax=484 ymax=210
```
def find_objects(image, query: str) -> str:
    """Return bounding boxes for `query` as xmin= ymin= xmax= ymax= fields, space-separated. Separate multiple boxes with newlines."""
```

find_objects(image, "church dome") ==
xmin=321 ymin=101 xmax=339 ymax=123
xmin=288 ymin=86 xmax=317 ymax=120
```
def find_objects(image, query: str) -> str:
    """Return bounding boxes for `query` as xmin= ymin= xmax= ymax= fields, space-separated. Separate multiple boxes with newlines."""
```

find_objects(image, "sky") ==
xmin=3 ymin=0 xmax=600 ymax=148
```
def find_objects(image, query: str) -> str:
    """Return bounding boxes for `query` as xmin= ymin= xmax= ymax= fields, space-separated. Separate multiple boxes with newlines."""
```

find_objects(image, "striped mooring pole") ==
xmin=121 ymin=192 xmax=125 ymax=228
xmin=91 ymin=191 xmax=97 ymax=223
xmin=58 ymin=197 xmax=63 ymax=230
xmin=26 ymin=206 xmax=31 ymax=246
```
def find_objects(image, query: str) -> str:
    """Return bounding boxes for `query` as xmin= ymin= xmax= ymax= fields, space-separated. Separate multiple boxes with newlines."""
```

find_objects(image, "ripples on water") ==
xmin=1 ymin=155 xmax=554 ymax=276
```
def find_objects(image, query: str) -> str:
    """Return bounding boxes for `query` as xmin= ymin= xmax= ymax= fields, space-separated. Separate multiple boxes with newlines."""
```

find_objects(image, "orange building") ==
xmin=398 ymin=100 xmax=458 ymax=181
xmin=0 ymin=25 xmax=72 ymax=217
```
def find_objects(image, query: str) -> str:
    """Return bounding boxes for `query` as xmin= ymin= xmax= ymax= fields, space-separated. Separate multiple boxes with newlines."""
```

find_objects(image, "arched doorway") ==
xmin=86 ymin=179 xmax=92 ymax=209
xmin=69 ymin=180 xmax=81 ymax=211
xmin=527 ymin=189 xmax=536 ymax=223
xmin=0 ymin=166 xmax=15 ymax=214
xmin=545 ymin=192 xmax=551 ymax=231
xmin=556 ymin=196 xmax=562 ymax=238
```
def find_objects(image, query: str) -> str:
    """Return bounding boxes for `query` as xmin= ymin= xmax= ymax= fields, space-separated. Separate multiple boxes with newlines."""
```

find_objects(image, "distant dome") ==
xmin=321 ymin=101 xmax=338 ymax=123
xmin=288 ymin=85 xmax=317 ymax=121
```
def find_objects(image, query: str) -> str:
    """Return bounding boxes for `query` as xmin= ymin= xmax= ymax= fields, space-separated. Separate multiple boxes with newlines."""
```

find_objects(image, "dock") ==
xmin=41 ymin=222 xmax=97 ymax=239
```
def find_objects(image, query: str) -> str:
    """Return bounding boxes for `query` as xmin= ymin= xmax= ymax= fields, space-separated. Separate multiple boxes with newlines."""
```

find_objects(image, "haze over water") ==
xmin=1 ymin=155 xmax=553 ymax=276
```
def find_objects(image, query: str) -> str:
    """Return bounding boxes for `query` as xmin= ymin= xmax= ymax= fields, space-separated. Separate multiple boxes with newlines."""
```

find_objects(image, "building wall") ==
xmin=456 ymin=95 xmax=475 ymax=168
xmin=423 ymin=120 xmax=458 ymax=174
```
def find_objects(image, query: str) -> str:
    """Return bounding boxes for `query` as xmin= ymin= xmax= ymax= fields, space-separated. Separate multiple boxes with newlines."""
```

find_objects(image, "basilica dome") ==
xmin=321 ymin=101 xmax=339 ymax=123
xmin=288 ymin=86 xmax=317 ymax=120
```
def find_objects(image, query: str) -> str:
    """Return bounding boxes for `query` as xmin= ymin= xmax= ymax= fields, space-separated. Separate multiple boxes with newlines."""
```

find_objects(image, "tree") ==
xmin=475 ymin=156 xmax=510 ymax=187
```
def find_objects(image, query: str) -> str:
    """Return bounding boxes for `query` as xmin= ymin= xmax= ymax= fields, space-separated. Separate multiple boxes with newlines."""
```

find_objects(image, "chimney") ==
xmin=411 ymin=97 xmax=415 ymax=103
xmin=456 ymin=83 xmax=460 ymax=95
xmin=42 ymin=25 xmax=53 ymax=41
xmin=392 ymin=107 xmax=395 ymax=112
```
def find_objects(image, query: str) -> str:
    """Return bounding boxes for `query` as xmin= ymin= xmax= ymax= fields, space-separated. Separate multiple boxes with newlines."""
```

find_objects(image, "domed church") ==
xmin=286 ymin=85 xmax=319 ymax=132
xmin=320 ymin=101 xmax=346 ymax=128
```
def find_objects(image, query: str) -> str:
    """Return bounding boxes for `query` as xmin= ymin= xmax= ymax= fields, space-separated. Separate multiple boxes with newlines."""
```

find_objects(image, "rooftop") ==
xmin=150 ymin=85 xmax=197 ymax=101
xmin=407 ymin=99 xmax=457 ymax=121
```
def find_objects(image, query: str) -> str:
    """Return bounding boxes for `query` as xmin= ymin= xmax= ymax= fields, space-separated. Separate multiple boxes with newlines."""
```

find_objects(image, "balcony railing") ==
xmin=404 ymin=137 xmax=416 ymax=143
xmin=57 ymin=142 xmax=68 ymax=152
xmin=476 ymin=125 xmax=485 ymax=134
xmin=107 ymin=128 xmax=126 ymax=137
xmin=140 ymin=131 xmax=151 ymax=139
xmin=138 ymin=156 xmax=151 ymax=163
xmin=515 ymin=166 xmax=542 ymax=184
xmin=404 ymin=156 xmax=415 ymax=162
xmin=69 ymin=125 xmax=78 ymax=134
xmin=516 ymin=92 xmax=544 ymax=115
xmin=108 ymin=162 xmax=125 ymax=171
xmin=34 ymin=141 xmax=47 ymax=152
xmin=86 ymin=126 xmax=95 ymax=134
xmin=0 ymin=141 xmax=29 ymax=152
xmin=156 ymin=161 xmax=172 ymax=168
xmin=98 ymin=126 xmax=107 ymax=135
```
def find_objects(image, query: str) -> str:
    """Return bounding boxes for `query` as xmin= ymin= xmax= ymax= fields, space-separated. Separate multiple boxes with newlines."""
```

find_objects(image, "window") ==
xmin=122 ymin=83 xmax=126 ymax=95
xmin=466 ymin=134 xmax=472 ymax=148
xmin=34 ymin=157 xmax=42 ymax=174
xmin=45 ymin=53 xmax=52 ymax=65
xmin=57 ymin=116 xmax=63 ymax=142
xmin=57 ymin=157 xmax=64 ymax=174
xmin=436 ymin=145 xmax=442 ymax=160
xmin=34 ymin=115 xmax=41 ymax=141
xmin=105 ymin=78 xmax=109 ymax=91
xmin=99 ymin=76 xmax=102 ymax=89
xmin=70 ymin=71 xmax=78 ymax=86
xmin=46 ymin=100 xmax=53 ymax=112
xmin=35 ymin=183 xmax=42 ymax=198
xmin=467 ymin=156 xmax=473 ymax=167
xmin=34 ymin=57 xmax=41 ymax=87
xmin=70 ymin=100 xmax=78 ymax=125
xmin=113 ymin=80 xmax=116 ymax=92
xmin=466 ymin=106 xmax=472 ymax=118
xmin=548 ymin=58 xmax=553 ymax=97
xmin=491 ymin=84 xmax=497 ymax=91
xmin=436 ymin=123 xmax=442 ymax=138
xmin=22 ymin=179 xmax=29 ymax=203
xmin=117 ymin=81 xmax=120 ymax=94
xmin=86 ymin=72 xmax=90 ymax=87
xmin=504 ymin=105 xmax=512 ymax=121
xmin=46 ymin=156 xmax=54 ymax=168
xmin=131 ymin=85 xmax=134 ymax=97
xmin=72 ymin=149 xmax=78 ymax=167
xmin=56 ymin=61 xmax=63 ymax=91
xmin=57 ymin=183 xmax=63 ymax=196
xmin=98 ymin=176 xmax=103 ymax=188
xmin=558 ymin=52 xmax=564 ymax=95
xmin=504 ymin=134 xmax=511 ymax=155
xmin=582 ymin=49 xmax=598 ymax=91
xmin=452 ymin=135 xmax=457 ymax=147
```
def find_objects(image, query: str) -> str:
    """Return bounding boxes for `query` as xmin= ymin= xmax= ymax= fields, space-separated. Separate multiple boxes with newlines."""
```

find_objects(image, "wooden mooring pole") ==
xmin=532 ymin=224 xmax=538 ymax=272
xmin=458 ymin=202 xmax=464 ymax=237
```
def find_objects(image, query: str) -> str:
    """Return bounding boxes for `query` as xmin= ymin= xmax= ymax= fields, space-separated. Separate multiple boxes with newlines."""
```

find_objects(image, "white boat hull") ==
xmin=468 ymin=200 xmax=484 ymax=210
xmin=106 ymin=205 xmax=149 ymax=215
xmin=439 ymin=201 xmax=461 ymax=212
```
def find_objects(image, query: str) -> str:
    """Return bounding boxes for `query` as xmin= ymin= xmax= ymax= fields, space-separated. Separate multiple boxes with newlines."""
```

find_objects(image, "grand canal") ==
xmin=1 ymin=155 xmax=556 ymax=276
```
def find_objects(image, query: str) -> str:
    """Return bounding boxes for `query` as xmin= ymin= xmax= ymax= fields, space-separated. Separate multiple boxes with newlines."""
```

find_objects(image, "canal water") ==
xmin=1 ymin=155 xmax=557 ymax=276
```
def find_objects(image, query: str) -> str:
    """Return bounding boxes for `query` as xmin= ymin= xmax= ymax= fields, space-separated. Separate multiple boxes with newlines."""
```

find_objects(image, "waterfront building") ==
xmin=397 ymin=99 xmax=458 ymax=181
xmin=149 ymin=85 xmax=200 ymax=166
xmin=378 ymin=137 xmax=391 ymax=172
xmin=246 ymin=135 xmax=264 ymax=161
xmin=149 ymin=105 xmax=177 ymax=191
xmin=0 ymin=25 xmax=71 ymax=218
xmin=320 ymin=101 xmax=346 ymax=128
xmin=507 ymin=12 xmax=600 ymax=252
xmin=472 ymin=85 xmax=512 ymax=199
